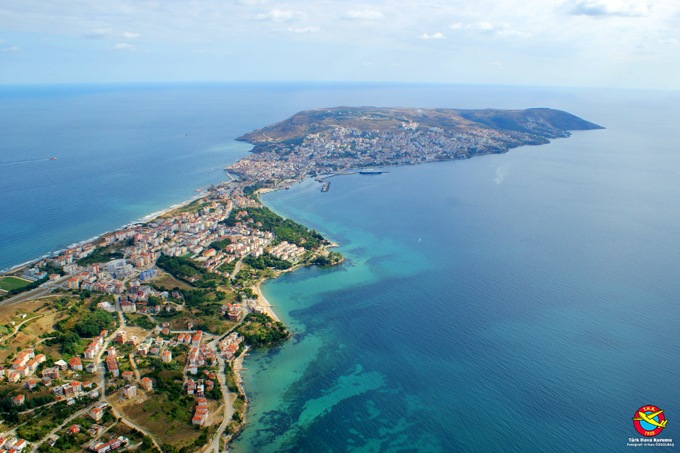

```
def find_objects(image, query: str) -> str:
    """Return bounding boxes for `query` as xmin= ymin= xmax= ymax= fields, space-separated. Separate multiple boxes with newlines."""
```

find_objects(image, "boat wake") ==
xmin=0 ymin=158 xmax=54 ymax=167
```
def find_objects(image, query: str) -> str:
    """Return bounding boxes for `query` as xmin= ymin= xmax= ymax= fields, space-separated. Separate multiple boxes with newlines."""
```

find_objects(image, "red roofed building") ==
xmin=140 ymin=377 xmax=153 ymax=391
xmin=68 ymin=356 xmax=83 ymax=371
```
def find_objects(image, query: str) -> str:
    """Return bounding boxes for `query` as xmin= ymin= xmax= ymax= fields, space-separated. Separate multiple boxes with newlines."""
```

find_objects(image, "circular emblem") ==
xmin=632 ymin=405 xmax=668 ymax=437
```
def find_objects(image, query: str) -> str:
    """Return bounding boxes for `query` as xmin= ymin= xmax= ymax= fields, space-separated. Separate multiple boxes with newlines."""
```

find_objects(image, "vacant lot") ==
xmin=113 ymin=388 xmax=204 ymax=447
xmin=153 ymin=273 xmax=194 ymax=291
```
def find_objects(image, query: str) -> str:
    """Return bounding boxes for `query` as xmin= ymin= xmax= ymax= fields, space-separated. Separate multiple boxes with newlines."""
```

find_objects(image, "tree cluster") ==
xmin=223 ymin=206 xmax=326 ymax=250
xmin=236 ymin=312 xmax=289 ymax=348
xmin=243 ymin=254 xmax=292 ymax=271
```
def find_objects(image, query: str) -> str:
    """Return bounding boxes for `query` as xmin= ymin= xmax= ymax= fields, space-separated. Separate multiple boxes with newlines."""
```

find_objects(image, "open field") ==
xmin=0 ymin=276 xmax=32 ymax=292
xmin=20 ymin=310 xmax=65 ymax=338
xmin=153 ymin=273 xmax=194 ymax=291
xmin=112 ymin=388 xmax=204 ymax=447
xmin=0 ymin=298 xmax=50 ymax=324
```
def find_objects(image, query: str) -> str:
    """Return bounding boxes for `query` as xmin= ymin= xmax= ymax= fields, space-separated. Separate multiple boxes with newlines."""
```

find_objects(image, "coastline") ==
xmin=252 ymin=281 xmax=281 ymax=323
xmin=0 ymin=172 xmax=299 ymax=448
xmin=0 ymin=190 xmax=212 ymax=275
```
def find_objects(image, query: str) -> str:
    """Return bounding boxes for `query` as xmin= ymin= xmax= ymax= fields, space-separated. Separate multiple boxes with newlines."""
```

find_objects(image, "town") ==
xmin=229 ymin=106 xmax=597 ymax=184
xmin=0 ymin=178 xmax=340 ymax=453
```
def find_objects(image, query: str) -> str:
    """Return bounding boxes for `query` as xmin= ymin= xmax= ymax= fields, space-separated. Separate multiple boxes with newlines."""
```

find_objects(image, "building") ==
xmin=120 ymin=301 xmax=136 ymax=313
xmin=12 ymin=395 xmax=25 ymax=406
xmin=66 ymin=277 xmax=80 ymax=290
xmin=140 ymin=377 xmax=153 ymax=391
xmin=42 ymin=367 xmax=60 ymax=380
xmin=89 ymin=406 xmax=105 ymax=422
xmin=122 ymin=385 xmax=137 ymax=399
xmin=105 ymin=356 xmax=119 ymax=377
xmin=54 ymin=359 xmax=68 ymax=371
xmin=68 ymin=357 xmax=83 ymax=371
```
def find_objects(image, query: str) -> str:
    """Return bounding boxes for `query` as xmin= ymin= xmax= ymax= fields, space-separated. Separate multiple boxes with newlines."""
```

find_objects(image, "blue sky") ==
xmin=1 ymin=0 xmax=678 ymax=88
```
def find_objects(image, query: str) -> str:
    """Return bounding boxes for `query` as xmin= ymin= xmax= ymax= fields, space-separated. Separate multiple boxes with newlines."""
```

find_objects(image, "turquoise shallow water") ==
xmin=232 ymin=89 xmax=680 ymax=452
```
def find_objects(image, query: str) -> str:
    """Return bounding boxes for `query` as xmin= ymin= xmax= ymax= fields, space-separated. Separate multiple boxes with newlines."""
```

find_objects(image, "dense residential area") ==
xmin=0 ymin=179 xmax=341 ymax=453
xmin=230 ymin=106 xmax=603 ymax=184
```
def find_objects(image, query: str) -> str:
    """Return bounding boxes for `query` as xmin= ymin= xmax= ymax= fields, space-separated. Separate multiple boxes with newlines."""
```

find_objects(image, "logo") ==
xmin=633 ymin=405 xmax=668 ymax=437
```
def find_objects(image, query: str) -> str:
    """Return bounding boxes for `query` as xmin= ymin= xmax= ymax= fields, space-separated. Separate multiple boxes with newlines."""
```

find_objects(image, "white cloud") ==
xmin=278 ymin=26 xmax=320 ymax=34
xmin=0 ymin=39 xmax=5 ymax=45
xmin=257 ymin=9 xmax=304 ymax=22
xmin=449 ymin=21 xmax=528 ymax=38
xmin=112 ymin=42 xmax=136 ymax=51
xmin=344 ymin=10 xmax=384 ymax=20
xmin=450 ymin=21 xmax=494 ymax=32
xmin=420 ymin=32 xmax=446 ymax=40
xmin=0 ymin=0 xmax=678 ymax=88
xmin=1 ymin=46 xmax=21 ymax=52
xmin=564 ymin=0 xmax=651 ymax=17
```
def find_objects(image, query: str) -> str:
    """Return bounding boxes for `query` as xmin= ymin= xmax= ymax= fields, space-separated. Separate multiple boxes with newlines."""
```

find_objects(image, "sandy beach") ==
xmin=252 ymin=282 xmax=281 ymax=322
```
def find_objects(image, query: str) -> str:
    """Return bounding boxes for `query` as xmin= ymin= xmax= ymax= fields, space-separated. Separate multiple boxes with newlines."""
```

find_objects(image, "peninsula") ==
xmin=231 ymin=107 xmax=603 ymax=184
xmin=0 ymin=106 xmax=601 ymax=452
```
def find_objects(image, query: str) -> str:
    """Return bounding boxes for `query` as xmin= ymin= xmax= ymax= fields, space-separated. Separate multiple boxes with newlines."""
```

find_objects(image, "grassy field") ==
xmin=0 ymin=276 xmax=32 ymax=292
xmin=113 ymin=389 xmax=203 ymax=447
xmin=153 ymin=273 xmax=194 ymax=291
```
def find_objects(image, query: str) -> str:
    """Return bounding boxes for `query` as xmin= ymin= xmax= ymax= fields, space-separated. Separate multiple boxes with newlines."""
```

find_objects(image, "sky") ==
xmin=0 ymin=0 xmax=679 ymax=89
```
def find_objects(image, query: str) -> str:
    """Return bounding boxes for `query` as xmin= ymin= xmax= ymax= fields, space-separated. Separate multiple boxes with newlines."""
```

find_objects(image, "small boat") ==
xmin=49 ymin=156 xmax=58 ymax=160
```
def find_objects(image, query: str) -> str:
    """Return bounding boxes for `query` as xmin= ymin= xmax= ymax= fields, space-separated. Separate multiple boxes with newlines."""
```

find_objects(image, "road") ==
xmin=0 ymin=312 xmax=49 ymax=343
xmin=95 ymin=327 xmax=163 ymax=452
xmin=110 ymin=405 xmax=163 ymax=452
xmin=128 ymin=354 xmax=141 ymax=381
xmin=204 ymin=345 xmax=235 ymax=453
xmin=29 ymin=396 xmax=101 ymax=452
xmin=230 ymin=258 xmax=243 ymax=281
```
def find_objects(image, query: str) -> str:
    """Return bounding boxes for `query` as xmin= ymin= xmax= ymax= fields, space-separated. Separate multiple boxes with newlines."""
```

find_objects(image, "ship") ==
xmin=49 ymin=156 xmax=57 ymax=160
xmin=359 ymin=169 xmax=384 ymax=175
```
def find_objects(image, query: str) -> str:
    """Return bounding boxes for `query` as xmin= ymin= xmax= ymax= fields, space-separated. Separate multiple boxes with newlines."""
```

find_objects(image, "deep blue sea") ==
xmin=2 ymin=83 xmax=679 ymax=451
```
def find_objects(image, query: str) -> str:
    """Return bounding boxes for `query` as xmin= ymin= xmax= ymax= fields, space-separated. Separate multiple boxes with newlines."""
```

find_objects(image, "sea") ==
xmin=1 ymin=83 xmax=679 ymax=452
